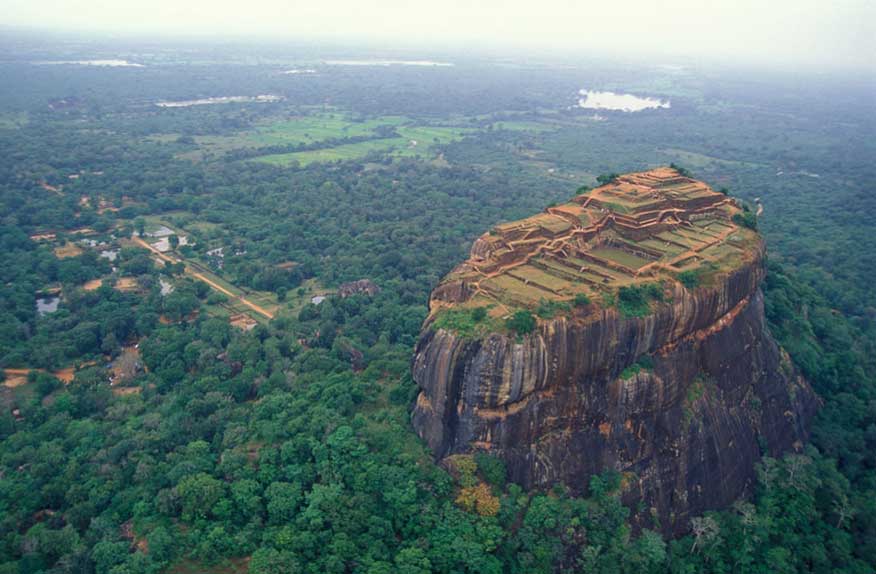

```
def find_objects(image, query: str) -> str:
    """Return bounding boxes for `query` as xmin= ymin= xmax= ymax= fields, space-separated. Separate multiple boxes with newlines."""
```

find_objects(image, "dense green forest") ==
xmin=0 ymin=36 xmax=874 ymax=573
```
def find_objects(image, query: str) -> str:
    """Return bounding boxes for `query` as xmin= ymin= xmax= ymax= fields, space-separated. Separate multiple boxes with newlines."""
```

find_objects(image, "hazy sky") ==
xmin=3 ymin=0 xmax=874 ymax=69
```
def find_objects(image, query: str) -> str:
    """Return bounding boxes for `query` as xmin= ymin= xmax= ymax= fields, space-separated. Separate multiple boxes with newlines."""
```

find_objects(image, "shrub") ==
xmin=637 ymin=355 xmax=654 ymax=370
xmin=448 ymin=455 xmax=478 ymax=488
xmin=617 ymin=283 xmax=664 ymax=317
xmin=618 ymin=285 xmax=646 ymax=306
xmin=574 ymin=293 xmax=591 ymax=307
xmin=733 ymin=211 xmax=758 ymax=230
xmin=678 ymin=270 xmax=699 ymax=289
xmin=506 ymin=310 xmax=536 ymax=334
xmin=642 ymin=283 xmax=664 ymax=301
xmin=34 ymin=372 xmax=61 ymax=397
xmin=432 ymin=307 xmax=497 ymax=338
xmin=456 ymin=483 xmax=500 ymax=517
xmin=535 ymin=298 xmax=571 ymax=319
xmin=620 ymin=363 xmax=641 ymax=380
xmin=620 ymin=355 xmax=655 ymax=380
xmin=669 ymin=162 xmax=692 ymax=177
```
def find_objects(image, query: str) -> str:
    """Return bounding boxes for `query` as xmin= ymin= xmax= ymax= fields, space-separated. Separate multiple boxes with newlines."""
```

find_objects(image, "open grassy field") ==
xmin=164 ymin=108 xmax=478 ymax=165
xmin=182 ymin=219 xmax=222 ymax=233
xmin=0 ymin=112 xmax=28 ymax=129
xmin=254 ymin=114 xmax=408 ymax=144
xmin=491 ymin=120 xmax=556 ymax=132
xmin=256 ymin=137 xmax=406 ymax=166
xmin=658 ymin=148 xmax=756 ymax=170
xmin=176 ymin=113 xmax=412 ymax=160
xmin=394 ymin=125 xmax=471 ymax=156
xmin=207 ymin=113 xmax=407 ymax=147
xmin=255 ymin=125 xmax=470 ymax=166
xmin=145 ymin=133 xmax=180 ymax=144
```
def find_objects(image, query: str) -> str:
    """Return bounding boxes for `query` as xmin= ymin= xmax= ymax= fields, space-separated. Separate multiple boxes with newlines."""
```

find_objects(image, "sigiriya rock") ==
xmin=411 ymin=167 xmax=818 ymax=535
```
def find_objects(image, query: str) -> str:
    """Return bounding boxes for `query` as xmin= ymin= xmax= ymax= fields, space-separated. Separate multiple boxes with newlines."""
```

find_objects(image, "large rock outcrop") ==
xmin=411 ymin=168 xmax=818 ymax=535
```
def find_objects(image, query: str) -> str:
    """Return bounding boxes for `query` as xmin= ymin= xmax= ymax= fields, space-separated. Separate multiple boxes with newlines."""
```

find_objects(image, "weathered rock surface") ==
xmin=411 ymin=171 xmax=819 ymax=536
xmin=338 ymin=278 xmax=380 ymax=298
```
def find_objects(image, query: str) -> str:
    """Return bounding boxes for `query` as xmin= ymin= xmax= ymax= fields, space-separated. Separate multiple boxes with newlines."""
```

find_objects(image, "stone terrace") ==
xmin=431 ymin=167 xmax=757 ymax=315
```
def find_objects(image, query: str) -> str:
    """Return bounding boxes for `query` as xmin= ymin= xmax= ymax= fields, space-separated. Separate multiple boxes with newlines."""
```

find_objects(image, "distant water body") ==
xmin=34 ymin=60 xmax=144 ymax=67
xmin=155 ymin=95 xmax=282 ymax=108
xmin=577 ymin=89 xmax=670 ymax=112
xmin=324 ymin=60 xmax=453 ymax=67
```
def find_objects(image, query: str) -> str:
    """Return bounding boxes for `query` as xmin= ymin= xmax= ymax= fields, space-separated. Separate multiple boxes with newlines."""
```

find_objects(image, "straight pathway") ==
xmin=132 ymin=236 xmax=274 ymax=319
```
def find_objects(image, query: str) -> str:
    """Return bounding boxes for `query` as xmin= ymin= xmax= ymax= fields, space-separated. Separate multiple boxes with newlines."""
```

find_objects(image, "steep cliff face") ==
xmin=411 ymin=168 xmax=818 ymax=535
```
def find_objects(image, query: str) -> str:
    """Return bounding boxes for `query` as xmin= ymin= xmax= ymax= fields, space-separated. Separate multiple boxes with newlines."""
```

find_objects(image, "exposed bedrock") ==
xmin=411 ymin=256 xmax=819 ymax=536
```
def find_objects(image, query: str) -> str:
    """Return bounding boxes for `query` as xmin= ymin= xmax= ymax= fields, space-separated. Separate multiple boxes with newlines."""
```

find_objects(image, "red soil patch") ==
xmin=54 ymin=243 xmax=83 ymax=258
xmin=54 ymin=367 xmax=76 ymax=383
xmin=3 ymin=370 xmax=29 ymax=388
xmin=115 ymin=277 xmax=139 ymax=292
xmin=82 ymin=278 xmax=103 ymax=291
xmin=3 ymin=365 xmax=81 ymax=387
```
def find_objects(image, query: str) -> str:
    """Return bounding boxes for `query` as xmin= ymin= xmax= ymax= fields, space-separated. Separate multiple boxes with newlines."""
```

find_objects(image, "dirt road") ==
xmin=132 ymin=236 xmax=275 ymax=319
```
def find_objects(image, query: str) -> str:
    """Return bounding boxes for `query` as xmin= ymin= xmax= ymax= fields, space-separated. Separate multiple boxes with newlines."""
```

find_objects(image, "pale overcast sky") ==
xmin=2 ymin=0 xmax=874 ymax=69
